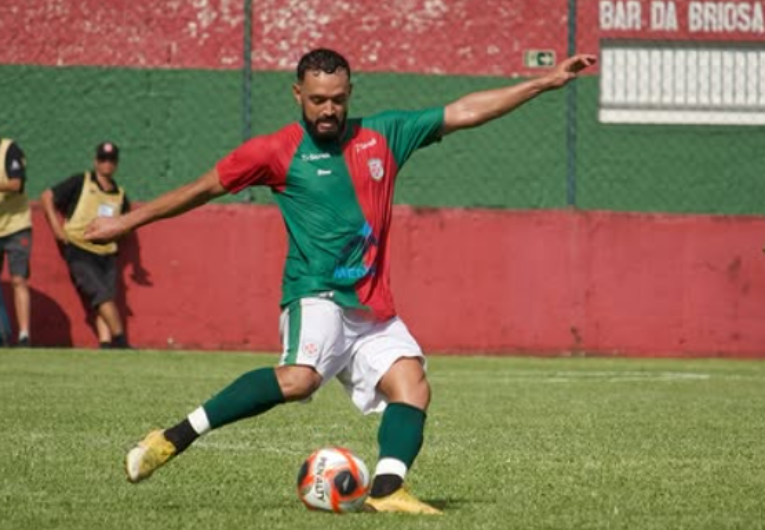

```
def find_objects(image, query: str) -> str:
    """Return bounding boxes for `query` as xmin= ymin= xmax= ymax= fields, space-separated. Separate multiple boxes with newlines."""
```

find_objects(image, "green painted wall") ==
xmin=1 ymin=65 xmax=242 ymax=202
xmin=574 ymin=93 xmax=765 ymax=215
xmin=2 ymin=65 xmax=764 ymax=214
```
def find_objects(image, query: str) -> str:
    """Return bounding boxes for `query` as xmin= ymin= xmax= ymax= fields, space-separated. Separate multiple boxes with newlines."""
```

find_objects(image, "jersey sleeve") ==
xmin=367 ymin=107 xmax=445 ymax=168
xmin=216 ymin=134 xmax=281 ymax=194
xmin=50 ymin=174 xmax=85 ymax=217
xmin=5 ymin=142 xmax=26 ymax=181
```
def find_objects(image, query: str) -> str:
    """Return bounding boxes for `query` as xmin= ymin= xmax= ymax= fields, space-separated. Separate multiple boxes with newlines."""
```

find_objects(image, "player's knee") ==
xmin=388 ymin=379 xmax=430 ymax=410
xmin=276 ymin=365 xmax=322 ymax=401
xmin=10 ymin=275 xmax=27 ymax=288
xmin=408 ymin=378 xmax=431 ymax=410
xmin=381 ymin=360 xmax=432 ymax=410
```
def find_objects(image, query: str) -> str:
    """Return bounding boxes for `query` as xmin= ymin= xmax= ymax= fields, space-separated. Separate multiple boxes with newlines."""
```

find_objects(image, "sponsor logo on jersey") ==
xmin=368 ymin=158 xmax=384 ymax=181
xmin=317 ymin=169 xmax=332 ymax=176
xmin=301 ymin=152 xmax=331 ymax=161
xmin=333 ymin=264 xmax=376 ymax=280
xmin=333 ymin=222 xmax=379 ymax=280
xmin=354 ymin=137 xmax=377 ymax=152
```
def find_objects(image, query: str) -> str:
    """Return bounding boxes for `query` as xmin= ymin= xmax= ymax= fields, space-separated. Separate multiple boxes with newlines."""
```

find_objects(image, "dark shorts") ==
xmin=64 ymin=245 xmax=117 ymax=308
xmin=0 ymin=228 xmax=32 ymax=279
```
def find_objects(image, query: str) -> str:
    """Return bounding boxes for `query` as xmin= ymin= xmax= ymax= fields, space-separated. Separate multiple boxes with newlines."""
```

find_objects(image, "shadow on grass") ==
xmin=426 ymin=496 xmax=495 ymax=512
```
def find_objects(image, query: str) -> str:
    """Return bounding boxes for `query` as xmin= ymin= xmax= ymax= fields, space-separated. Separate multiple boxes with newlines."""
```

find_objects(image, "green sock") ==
xmin=203 ymin=367 xmax=285 ymax=429
xmin=377 ymin=402 xmax=426 ymax=468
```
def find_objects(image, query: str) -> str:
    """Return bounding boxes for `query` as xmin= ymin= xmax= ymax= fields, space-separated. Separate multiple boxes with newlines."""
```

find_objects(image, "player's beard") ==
xmin=303 ymin=112 xmax=346 ymax=143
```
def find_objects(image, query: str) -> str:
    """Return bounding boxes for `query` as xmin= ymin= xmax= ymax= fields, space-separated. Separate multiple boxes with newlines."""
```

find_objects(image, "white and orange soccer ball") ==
xmin=297 ymin=447 xmax=371 ymax=513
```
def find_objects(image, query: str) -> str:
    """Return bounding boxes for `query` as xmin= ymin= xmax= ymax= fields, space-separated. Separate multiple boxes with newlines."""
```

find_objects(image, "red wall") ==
xmin=15 ymin=204 xmax=765 ymax=357
xmin=0 ymin=0 xmax=569 ymax=76
xmin=7 ymin=1 xmax=762 ymax=76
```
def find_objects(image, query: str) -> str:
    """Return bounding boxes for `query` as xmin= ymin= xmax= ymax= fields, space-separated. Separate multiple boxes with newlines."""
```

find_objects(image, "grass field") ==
xmin=1 ymin=349 xmax=763 ymax=529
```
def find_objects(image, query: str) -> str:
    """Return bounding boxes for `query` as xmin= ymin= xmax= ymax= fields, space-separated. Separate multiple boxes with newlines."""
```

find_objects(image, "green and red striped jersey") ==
xmin=216 ymin=107 xmax=444 ymax=321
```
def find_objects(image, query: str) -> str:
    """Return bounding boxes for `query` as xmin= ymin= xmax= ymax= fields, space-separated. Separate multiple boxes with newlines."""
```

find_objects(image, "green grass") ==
xmin=1 ymin=349 xmax=763 ymax=529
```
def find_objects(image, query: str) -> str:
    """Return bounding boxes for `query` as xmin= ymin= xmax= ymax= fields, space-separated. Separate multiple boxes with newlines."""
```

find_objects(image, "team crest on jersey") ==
xmin=368 ymin=158 xmax=384 ymax=181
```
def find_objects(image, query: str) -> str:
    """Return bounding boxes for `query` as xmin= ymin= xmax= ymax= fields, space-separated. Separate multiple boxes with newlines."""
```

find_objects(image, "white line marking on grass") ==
xmin=195 ymin=440 xmax=305 ymax=455
xmin=432 ymin=371 xmax=713 ymax=384
xmin=545 ymin=371 xmax=711 ymax=383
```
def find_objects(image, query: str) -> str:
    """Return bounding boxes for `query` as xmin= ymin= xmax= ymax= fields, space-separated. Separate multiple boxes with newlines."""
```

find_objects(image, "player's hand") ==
xmin=543 ymin=54 xmax=597 ymax=89
xmin=565 ymin=54 xmax=598 ymax=74
xmin=85 ymin=217 xmax=129 ymax=244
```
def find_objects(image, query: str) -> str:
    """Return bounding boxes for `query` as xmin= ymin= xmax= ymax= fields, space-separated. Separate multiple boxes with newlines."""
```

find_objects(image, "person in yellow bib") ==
xmin=0 ymin=137 xmax=32 ymax=347
xmin=41 ymin=141 xmax=132 ymax=349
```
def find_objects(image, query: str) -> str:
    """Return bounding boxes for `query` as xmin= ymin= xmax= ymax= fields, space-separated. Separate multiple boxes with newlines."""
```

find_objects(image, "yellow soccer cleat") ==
xmin=363 ymin=487 xmax=442 ymax=515
xmin=125 ymin=430 xmax=177 ymax=483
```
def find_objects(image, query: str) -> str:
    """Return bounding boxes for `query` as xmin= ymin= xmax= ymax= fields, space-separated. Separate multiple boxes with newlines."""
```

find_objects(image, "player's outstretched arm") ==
xmin=85 ymin=168 xmax=227 ymax=243
xmin=442 ymin=54 xmax=596 ymax=135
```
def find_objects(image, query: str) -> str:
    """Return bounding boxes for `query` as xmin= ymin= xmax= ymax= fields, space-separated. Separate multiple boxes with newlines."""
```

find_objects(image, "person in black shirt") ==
xmin=41 ymin=142 xmax=133 ymax=349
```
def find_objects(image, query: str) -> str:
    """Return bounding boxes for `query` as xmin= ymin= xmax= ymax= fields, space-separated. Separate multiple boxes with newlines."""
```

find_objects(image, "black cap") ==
xmin=96 ymin=141 xmax=119 ymax=161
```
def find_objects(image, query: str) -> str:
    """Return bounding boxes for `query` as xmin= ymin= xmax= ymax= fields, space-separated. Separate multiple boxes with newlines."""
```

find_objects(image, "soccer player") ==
xmin=86 ymin=48 xmax=595 ymax=514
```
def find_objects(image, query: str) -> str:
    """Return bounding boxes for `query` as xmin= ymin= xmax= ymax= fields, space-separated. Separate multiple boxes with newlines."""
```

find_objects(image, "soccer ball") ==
xmin=297 ymin=447 xmax=371 ymax=513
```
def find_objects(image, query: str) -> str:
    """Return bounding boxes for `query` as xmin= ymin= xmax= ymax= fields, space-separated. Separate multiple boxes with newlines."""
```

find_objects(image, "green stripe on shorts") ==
xmin=284 ymin=299 xmax=302 ymax=365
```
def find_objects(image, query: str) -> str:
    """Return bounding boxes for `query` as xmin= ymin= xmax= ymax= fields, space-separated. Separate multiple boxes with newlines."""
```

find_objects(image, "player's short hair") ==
xmin=297 ymin=49 xmax=351 ymax=81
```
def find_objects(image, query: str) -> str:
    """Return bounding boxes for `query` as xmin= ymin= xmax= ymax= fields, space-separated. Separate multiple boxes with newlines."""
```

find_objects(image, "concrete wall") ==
xmin=0 ymin=0 xmax=568 ymax=76
xmin=16 ymin=204 xmax=765 ymax=357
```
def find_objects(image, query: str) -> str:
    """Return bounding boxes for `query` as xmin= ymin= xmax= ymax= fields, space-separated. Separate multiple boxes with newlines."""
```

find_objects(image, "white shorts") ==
xmin=278 ymin=297 xmax=425 ymax=415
